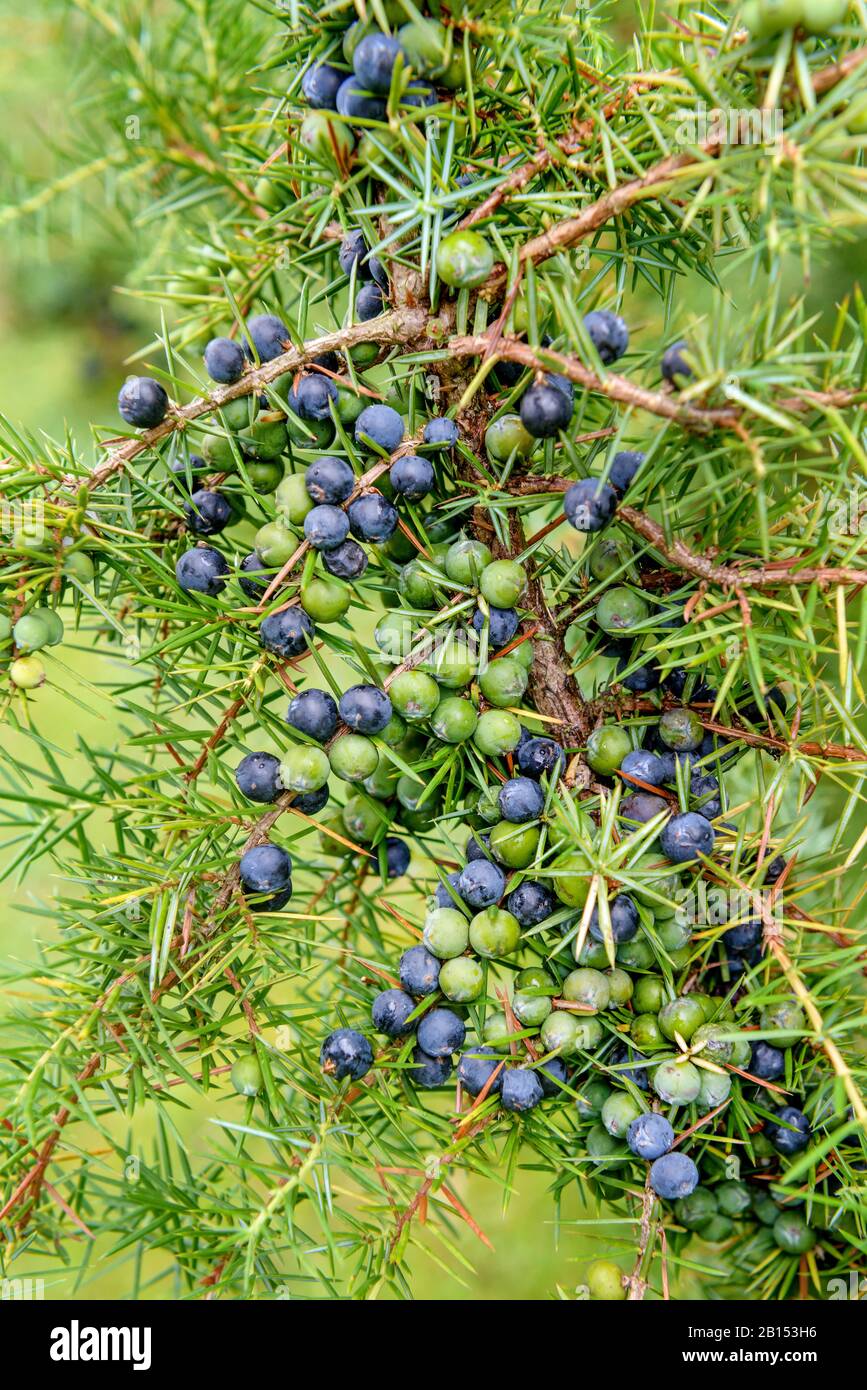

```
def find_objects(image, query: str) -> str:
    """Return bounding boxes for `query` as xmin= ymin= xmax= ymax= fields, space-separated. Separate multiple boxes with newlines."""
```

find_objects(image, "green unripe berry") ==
xmin=658 ymin=707 xmax=704 ymax=752
xmin=286 ymin=412 xmax=335 ymax=447
xmin=435 ymin=229 xmax=494 ymax=289
xmin=674 ymin=1187 xmax=717 ymax=1231
xmin=280 ymin=745 xmax=330 ymax=793
xmin=341 ymin=794 xmax=381 ymax=843
xmin=759 ymin=999 xmax=806 ymax=1047
xmin=231 ymin=1054 xmax=263 ymax=1096
xmin=801 ymin=0 xmax=847 ymax=33
xmin=13 ymin=613 xmax=52 ymax=652
xmin=485 ymin=413 xmax=534 ymax=463
xmin=374 ymin=612 xmax=415 ymax=662
xmin=11 ymin=521 xmax=48 ymax=552
xmin=552 ymin=850 xmax=593 ymax=908
xmin=363 ymin=760 xmax=399 ymax=799
xmin=587 ymin=1259 xmax=626 ymax=1301
xmin=430 ymin=696 xmax=478 ymax=743
xmin=275 ymin=474 xmax=314 ymax=526
xmin=483 ymin=1011 xmax=513 ymax=1052
xmin=439 ymin=956 xmax=485 ymax=1003
xmin=510 ymin=638 xmax=534 ymax=670
xmin=301 ymin=576 xmax=351 ymax=622
xmin=595 ymin=586 xmax=649 ymax=634
xmin=479 ymin=657 xmax=528 ymax=708
xmin=445 ymin=537 xmax=492 ymax=586
xmin=489 ymin=820 xmax=540 ymax=869
xmin=697 ymin=1069 xmax=732 ymax=1108
xmin=30 ymin=607 xmax=64 ymax=645
xmin=605 ymin=967 xmax=634 ymax=1007
xmin=480 ymin=559 xmax=526 ymax=609
xmin=698 ymin=1214 xmax=734 ymax=1243
xmin=577 ymin=937 xmax=610 ymax=969
xmin=512 ymin=988 xmax=552 ymax=1028
xmin=633 ymin=976 xmax=667 ymax=1014
xmin=62 ymin=551 xmax=96 ymax=583
xmin=423 ymin=907 xmax=470 ymax=959
xmin=300 ymin=112 xmax=355 ymax=165
xmin=589 ymin=537 xmax=630 ymax=583
xmin=601 ymin=1090 xmax=644 ymax=1137
xmin=751 ymin=1190 xmax=779 ymax=1226
xmin=539 ymin=1009 xmax=582 ymax=1056
xmin=389 ymin=670 xmax=440 ymax=721
xmin=716 ymin=1181 xmax=752 ymax=1218
xmin=329 ymin=733 xmax=379 ymax=783
xmin=562 ymin=968 xmax=610 ymax=1013
xmin=255 ymin=521 xmax=298 ymax=566
xmin=396 ymin=774 xmax=431 ymax=813
xmin=399 ymin=559 xmax=439 ymax=609
xmin=658 ymin=995 xmax=706 ymax=1043
xmin=616 ymin=934 xmax=655 ymax=970
xmin=773 ymin=1211 xmax=815 ymax=1254
xmin=473 ymin=709 xmax=522 ymax=756
xmin=586 ymin=1123 xmax=628 ymax=1163
xmin=469 ymin=906 xmax=521 ymax=958
xmin=239 ymin=413 xmax=288 ymax=461
xmin=575 ymin=1078 xmax=611 ymax=1118
xmin=0 ymin=613 xmax=10 ymax=644
xmin=585 ymin=725 xmax=632 ymax=775
xmin=652 ymin=1058 xmax=702 ymax=1105
xmin=423 ymin=638 xmax=475 ymax=688
xmin=631 ymin=1013 xmax=666 ymax=1051
xmin=244 ymin=460 xmax=284 ymax=491
xmin=691 ymin=1023 xmax=733 ymax=1064
xmin=656 ymin=916 xmax=692 ymax=950
xmin=200 ymin=431 xmax=237 ymax=470
xmin=335 ymin=386 xmax=367 ymax=426
xmin=218 ymin=395 xmax=255 ymax=431
xmin=10 ymin=655 xmax=46 ymax=689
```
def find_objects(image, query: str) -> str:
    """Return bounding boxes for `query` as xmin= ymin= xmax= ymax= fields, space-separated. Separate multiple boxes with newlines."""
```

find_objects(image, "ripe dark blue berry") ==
xmin=286 ymin=687 xmax=338 ymax=742
xmin=400 ymin=944 xmax=441 ymax=996
xmin=765 ymin=1105 xmax=810 ymax=1156
xmin=519 ymin=379 xmax=573 ymax=438
xmin=564 ymin=478 xmax=618 ymax=532
xmin=750 ymin=1040 xmax=785 ymax=1081
xmin=538 ymin=1056 xmax=569 ymax=1096
xmin=356 ymin=283 xmax=384 ymax=321
xmin=458 ymin=858 xmax=505 ymax=909
xmin=355 ymin=404 xmax=404 ymax=453
xmin=660 ymin=811 xmax=715 ymax=863
xmin=457 ymin=1047 xmax=503 ymax=1096
xmin=246 ymin=314 xmax=289 ymax=362
xmin=118 ymin=376 xmax=169 ymax=427
xmin=723 ymin=917 xmax=762 ymax=955
xmin=336 ymin=76 xmax=387 ymax=123
xmin=184 ymin=489 xmax=233 ymax=536
xmin=176 ymin=545 xmax=229 ymax=595
xmin=204 ymin=336 xmax=246 ymax=384
xmin=627 ymin=1112 xmax=674 ymax=1160
xmin=304 ymin=504 xmax=350 ymax=551
xmin=239 ymin=552 xmax=271 ymax=599
xmin=616 ymin=657 xmax=661 ymax=693
xmin=288 ymin=373 xmax=338 ymax=421
xmin=498 ymin=777 xmax=544 ymax=824
xmin=323 ymin=539 xmax=368 ymax=579
xmin=434 ymin=871 xmax=463 ymax=908
xmin=504 ymin=880 xmax=556 ymax=927
xmin=609 ymin=450 xmax=645 ymax=493
xmin=661 ymin=341 xmax=692 ymax=384
xmin=589 ymin=893 xmax=639 ymax=943
xmin=235 ymin=751 xmax=282 ymax=803
xmin=339 ymin=684 xmax=392 ymax=734
xmin=305 ymin=456 xmax=355 ymax=505
xmin=417 ymin=1007 xmax=466 ymax=1057
xmin=472 ymin=605 xmax=519 ymax=649
xmin=423 ymin=417 xmax=459 ymax=448
xmin=353 ymin=32 xmax=403 ymax=92
xmin=385 ymin=836 xmax=410 ymax=878
xmin=410 ymin=1047 xmax=452 ymax=1088
xmin=583 ymin=309 xmax=629 ymax=365
xmin=239 ymin=843 xmax=292 ymax=895
xmin=403 ymin=79 xmax=436 ymax=108
xmin=302 ymin=62 xmax=344 ymax=110
xmin=259 ymin=607 xmax=314 ymax=658
xmin=517 ymin=737 xmax=563 ymax=780
xmin=321 ymin=1028 xmax=373 ymax=1080
xmin=294 ymin=785 xmax=329 ymax=815
xmin=621 ymin=792 xmax=669 ymax=824
xmin=649 ymin=1151 xmax=699 ymax=1199
xmin=620 ymin=749 xmax=665 ymax=787
xmin=501 ymin=1068 xmax=544 ymax=1113
xmin=170 ymin=455 xmax=209 ymax=491
xmin=372 ymin=988 xmax=417 ymax=1036
xmin=347 ymin=493 xmax=398 ymax=542
xmin=691 ymin=772 xmax=721 ymax=820
xmin=339 ymin=229 xmax=383 ymax=281
xmin=390 ymin=454 xmax=434 ymax=500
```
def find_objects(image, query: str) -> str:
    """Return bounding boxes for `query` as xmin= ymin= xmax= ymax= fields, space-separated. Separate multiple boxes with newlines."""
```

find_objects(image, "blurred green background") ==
xmin=1 ymin=0 xmax=864 ymax=1301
